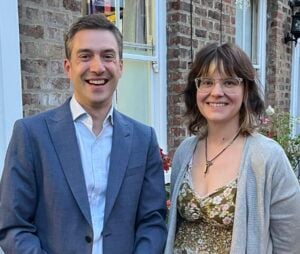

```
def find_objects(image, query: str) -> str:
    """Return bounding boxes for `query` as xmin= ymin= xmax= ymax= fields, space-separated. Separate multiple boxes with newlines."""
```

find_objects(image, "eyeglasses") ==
xmin=194 ymin=77 xmax=243 ymax=94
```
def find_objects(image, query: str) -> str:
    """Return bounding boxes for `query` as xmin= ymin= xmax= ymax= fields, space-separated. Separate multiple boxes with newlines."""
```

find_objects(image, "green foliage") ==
xmin=260 ymin=108 xmax=300 ymax=170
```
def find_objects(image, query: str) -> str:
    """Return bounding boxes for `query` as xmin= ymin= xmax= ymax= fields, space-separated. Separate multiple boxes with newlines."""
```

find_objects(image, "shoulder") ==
xmin=113 ymin=110 xmax=157 ymax=145
xmin=171 ymin=136 xmax=198 ymax=184
xmin=13 ymin=100 xmax=71 ymax=135
xmin=17 ymin=106 xmax=64 ymax=126
xmin=173 ymin=136 xmax=199 ymax=162
xmin=113 ymin=109 xmax=153 ymax=134
xmin=20 ymin=99 xmax=70 ymax=123
xmin=244 ymin=132 xmax=294 ymax=181
xmin=114 ymin=110 xmax=150 ymax=128
xmin=246 ymin=132 xmax=286 ymax=160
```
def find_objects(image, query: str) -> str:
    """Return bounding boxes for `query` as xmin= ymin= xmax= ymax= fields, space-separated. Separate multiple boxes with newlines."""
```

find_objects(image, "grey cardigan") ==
xmin=165 ymin=133 xmax=300 ymax=254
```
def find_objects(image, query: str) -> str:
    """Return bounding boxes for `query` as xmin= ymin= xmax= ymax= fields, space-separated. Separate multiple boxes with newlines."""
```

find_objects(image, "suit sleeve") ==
xmin=270 ymin=148 xmax=300 ymax=254
xmin=0 ymin=120 xmax=47 ymax=254
xmin=133 ymin=128 xmax=167 ymax=254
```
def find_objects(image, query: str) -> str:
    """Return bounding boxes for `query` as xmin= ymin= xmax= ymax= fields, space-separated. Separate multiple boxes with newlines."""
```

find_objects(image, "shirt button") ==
xmin=85 ymin=236 xmax=92 ymax=243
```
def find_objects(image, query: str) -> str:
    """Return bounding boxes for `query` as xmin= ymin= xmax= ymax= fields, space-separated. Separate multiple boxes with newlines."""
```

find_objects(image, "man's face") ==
xmin=64 ymin=29 xmax=123 ymax=111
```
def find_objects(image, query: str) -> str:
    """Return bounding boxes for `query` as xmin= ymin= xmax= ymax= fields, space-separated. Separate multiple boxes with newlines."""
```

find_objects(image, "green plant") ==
xmin=259 ymin=106 xmax=300 ymax=171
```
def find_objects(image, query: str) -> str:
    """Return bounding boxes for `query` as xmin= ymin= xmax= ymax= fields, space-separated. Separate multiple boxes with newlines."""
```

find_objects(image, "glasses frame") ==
xmin=194 ymin=77 xmax=243 ymax=94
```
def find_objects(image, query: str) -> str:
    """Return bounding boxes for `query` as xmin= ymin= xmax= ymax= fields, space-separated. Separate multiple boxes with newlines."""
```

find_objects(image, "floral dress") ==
xmin=174 ymin=164 xmax=237 ymax=254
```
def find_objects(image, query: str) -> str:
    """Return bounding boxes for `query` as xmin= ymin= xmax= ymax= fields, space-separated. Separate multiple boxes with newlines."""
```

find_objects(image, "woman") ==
xmin=165 ymin=43 xmax=300 ymax=254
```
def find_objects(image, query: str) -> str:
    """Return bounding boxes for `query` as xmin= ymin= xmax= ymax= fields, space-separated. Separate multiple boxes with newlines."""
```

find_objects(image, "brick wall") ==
xmin=166 ymin=0 xmax=236 ymax=157
xmin=18 ymin=0 xmax=294 ymax=155
xmin=18 ymin=0 xmax=81 ymax=116
xmin=266 ymin=0 xmax=293 ymax=112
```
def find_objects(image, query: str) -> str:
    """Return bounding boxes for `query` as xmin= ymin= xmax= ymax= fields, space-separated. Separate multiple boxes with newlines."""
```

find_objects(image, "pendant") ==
xmin=205 ymin=161 xmax=213 ymax=174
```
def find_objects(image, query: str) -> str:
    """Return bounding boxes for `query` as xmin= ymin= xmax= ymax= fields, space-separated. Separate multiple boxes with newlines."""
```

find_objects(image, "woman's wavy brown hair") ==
xmin=184 ymin=42 xmax=265 ymax=136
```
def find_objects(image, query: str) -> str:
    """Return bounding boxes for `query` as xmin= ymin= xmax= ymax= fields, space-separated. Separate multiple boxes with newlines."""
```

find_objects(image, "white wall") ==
xmin=0 ymin=0 xmax=22 ymax=175
xmin=0 ymin=3 xmax=22 ymax=252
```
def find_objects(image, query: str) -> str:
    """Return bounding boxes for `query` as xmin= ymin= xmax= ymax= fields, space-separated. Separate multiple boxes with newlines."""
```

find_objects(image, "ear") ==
xmin=64 ymin=58 xmax=71 ymax=79
xmin=119 ymin=59 xmax=123 ymax=77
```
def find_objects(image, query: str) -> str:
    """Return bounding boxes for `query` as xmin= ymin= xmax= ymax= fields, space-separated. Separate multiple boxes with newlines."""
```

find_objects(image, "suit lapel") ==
xmin=104 ymin=111 xmax=132 ymax=223
xmin=46 ymin=100 xmax=92 ymax=226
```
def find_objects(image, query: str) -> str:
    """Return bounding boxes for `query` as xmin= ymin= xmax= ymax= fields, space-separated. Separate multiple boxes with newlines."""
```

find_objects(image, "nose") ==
xmin=210 ymin=81 xmax=224 ymax=96
xmin=89 ymin=56 xmax=105 ymax=74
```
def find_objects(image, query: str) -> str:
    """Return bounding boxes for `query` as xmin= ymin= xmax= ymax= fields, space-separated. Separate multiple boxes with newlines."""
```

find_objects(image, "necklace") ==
xmin=204 ymin=129 xmax=241 ymax=174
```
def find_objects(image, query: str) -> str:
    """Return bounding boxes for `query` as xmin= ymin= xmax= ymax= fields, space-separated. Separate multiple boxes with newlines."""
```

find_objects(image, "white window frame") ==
xmin=290 ymin=39 xmax=300 ymax=135
xmin=152 ymin=0 xmax=167 ymax=151
xmin=115 ymin=0 xmax=167 ymax=150
xmin=236 ymin=0 xmax=267 ymax=92
xmin=0 ymin=0 xmax=22 ymax=174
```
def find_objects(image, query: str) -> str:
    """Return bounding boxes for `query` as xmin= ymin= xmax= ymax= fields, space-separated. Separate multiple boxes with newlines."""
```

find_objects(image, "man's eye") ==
xmin=79 ymin=54 xmax=90 ymax=60
xmin=103 ymin=54 xmax=116 ymax=61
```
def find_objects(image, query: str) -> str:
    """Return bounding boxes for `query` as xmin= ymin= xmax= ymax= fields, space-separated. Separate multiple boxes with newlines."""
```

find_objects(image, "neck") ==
xmin=75 ymin=97 xmax=112 ymax=135
xmin=206 ymin=122 xmax=241 ymax=144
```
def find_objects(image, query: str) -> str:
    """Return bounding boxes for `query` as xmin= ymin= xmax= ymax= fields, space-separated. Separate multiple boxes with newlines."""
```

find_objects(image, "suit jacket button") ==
xmin=85 ymin=236 xmax=92 ymax=243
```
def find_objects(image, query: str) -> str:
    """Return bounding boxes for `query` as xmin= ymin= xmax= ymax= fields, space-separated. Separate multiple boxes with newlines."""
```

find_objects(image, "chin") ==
xmin=209 ymin=115 xmax=240 ymax=125
xmin=208 ymin=119 xmax=228 ymax=124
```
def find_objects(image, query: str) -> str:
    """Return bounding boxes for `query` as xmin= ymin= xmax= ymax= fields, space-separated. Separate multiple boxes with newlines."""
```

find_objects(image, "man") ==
xmin=0 ymin=14 xmax=167 ymax=254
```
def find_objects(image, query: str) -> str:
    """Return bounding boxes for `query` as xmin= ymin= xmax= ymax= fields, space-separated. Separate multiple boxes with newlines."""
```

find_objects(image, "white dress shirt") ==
xmin=70 ymin=96 xmax=113 ymax=254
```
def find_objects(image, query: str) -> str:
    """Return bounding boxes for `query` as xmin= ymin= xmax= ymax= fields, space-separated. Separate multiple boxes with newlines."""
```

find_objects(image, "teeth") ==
xmin=88 ymin=80 xmax=105 ymax=85
xmin=209 ymin=103 xmax=226 ymax=107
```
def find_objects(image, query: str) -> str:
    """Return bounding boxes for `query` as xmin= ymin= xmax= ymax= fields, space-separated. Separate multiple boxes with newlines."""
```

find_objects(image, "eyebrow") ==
xmin=76 ymin=48 xmax=117 ymax=55
xmin=76 ymin=48 xmax=91 ymax=53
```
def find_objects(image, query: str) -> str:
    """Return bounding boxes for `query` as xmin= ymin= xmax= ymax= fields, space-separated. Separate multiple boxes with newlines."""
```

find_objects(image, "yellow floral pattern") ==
xmin=174 ymin=166 xmax=237 ymax=254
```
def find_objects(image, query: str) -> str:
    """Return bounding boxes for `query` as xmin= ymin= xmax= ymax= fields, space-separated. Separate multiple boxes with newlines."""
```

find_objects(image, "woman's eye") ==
xmin=202 ymin=80 xmax=213 ymax=86
xmin=224 ymin=79 xmax=236 ymax=86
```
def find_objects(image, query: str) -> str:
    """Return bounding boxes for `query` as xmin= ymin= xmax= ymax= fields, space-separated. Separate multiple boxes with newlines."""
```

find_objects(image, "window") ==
xmin=235 ymin=0 xmax=267 ymax=90
xmin=84 ymin=0 xmax=154 ymax=56
xmin=82 ymin=0 xmax=167 ymax=149
xmin=236 ymin=0 xmax=259 ymax=64
xmin=122 ymin=0 xmax=154 ymax=56
xmin=290 ymin=41 xmax=300 ymax=135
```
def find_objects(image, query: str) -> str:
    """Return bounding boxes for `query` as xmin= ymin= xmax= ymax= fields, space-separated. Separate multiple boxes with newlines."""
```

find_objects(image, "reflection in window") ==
xmin=83 ymin=0 xmax=154 ymax=56
xmin=235 ymin=0 xmax=258 ymax=65
xmin=122 ymin=0 xmax=154 ymax=56
xmin=84 ymin=0 xmax=123 ymax=23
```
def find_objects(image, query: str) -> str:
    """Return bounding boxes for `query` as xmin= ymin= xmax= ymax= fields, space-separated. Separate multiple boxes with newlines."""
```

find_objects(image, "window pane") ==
xmin=83 ymin=0 xmax=154 ymax=56
xmin=235 ymin=0 xmax=258 ymax=65
xmin=235 ymin=7 xmax=243 ymax=47
xmin=84 ymin=0 xmax=123 ymax=23
xmin=251 ymin=0 xmax=258 ymax=65
xmin=116 ymin=59 xmax=151 ymax=124
xmin=296 ymin=47 xmax=300 ymax=134
xmin=122 ymin=0 xmax=155 ymax=56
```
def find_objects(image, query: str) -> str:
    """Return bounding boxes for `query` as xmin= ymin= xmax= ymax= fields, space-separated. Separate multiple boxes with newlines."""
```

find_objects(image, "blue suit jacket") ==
xmin=0 ymin=99 xmax=167 ymax=254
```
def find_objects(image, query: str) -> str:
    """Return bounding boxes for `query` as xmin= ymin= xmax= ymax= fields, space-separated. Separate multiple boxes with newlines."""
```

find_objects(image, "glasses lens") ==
xmin=196 ymin=77 xmax=241 ymax=93
xmin=222 ymin=78 xmax=241 ymax=94
xmin=201 ymin=78 xmax=214 ymax=87
xmin=223 ymin=78 xmax=240 ymax=87
xmin=196 ymin=78 xmax=214 ymax=92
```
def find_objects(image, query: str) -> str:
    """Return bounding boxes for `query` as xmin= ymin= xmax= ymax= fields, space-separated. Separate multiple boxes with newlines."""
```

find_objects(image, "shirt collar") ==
xmin=70 ymin=95 xmax=114 ymax=125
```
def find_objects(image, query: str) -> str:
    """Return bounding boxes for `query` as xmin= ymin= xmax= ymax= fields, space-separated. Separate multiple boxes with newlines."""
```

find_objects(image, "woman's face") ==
xmin=196 ymin=70 xmax=244 ymax=127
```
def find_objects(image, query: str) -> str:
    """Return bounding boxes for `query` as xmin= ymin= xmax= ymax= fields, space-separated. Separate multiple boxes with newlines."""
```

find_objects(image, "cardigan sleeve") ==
xmin=170 ymin=149 xmax=181 ymax=196
xmin=170 ymin=136 xmax=198 ymax=196
xmin=269 ymin=147 xmax=300 ymax=254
